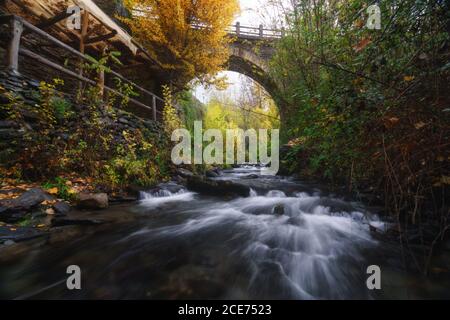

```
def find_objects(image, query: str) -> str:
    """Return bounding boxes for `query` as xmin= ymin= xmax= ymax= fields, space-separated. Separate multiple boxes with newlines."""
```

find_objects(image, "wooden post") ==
xmin=236 ymin=22 xmax=240 ymax=36
xmin=79 ymin=9 xmax=89 ymax=54
xmin=152 ymin=95 xmax=157 ymax=121
xmin=7 ymin=17 xmax=24 ymax=73
xmin=259 ymin=24 xmax=264 ymax=38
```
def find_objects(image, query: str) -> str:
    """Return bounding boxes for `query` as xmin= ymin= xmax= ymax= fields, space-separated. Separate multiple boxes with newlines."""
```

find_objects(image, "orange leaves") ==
xmin=383 ymin=116 xmax=400 ymax=129
xmin=121 ymin=0 xmax=240 ymax=84
xmin=354 ymin=37 xmax=372 ymax=52
xmin=404 ymin=75 xmax=415 ymax=82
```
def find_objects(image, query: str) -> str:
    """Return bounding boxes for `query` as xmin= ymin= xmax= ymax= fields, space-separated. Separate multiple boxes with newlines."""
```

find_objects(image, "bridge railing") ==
xmin=226 ymin=22 xmax=285 ymax=40
xmin=191 ymin=22 xmax=285 ymax=40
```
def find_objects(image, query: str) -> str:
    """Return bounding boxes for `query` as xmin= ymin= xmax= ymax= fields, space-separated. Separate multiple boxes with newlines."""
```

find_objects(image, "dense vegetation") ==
xmin=0 ymin=78 xmax=172 ymax=197
xmin=203 ymin=82 xmax=279 ymax=132
xmin=270 ymin=0 xmax=449 ymax=229
xmin=121 ymin=0 xmax=240 ymax=87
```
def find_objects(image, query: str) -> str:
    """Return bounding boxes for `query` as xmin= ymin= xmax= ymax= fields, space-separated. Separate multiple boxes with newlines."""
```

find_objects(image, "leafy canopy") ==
xmin=122 ymin=0 xmax=240 ymax=86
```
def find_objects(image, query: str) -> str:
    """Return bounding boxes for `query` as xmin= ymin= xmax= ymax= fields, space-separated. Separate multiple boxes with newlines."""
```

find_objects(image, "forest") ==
xmin=0 ymin=0 xmax=449 ymax=300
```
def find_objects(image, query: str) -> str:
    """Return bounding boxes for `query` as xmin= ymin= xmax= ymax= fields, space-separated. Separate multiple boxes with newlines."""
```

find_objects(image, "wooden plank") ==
xmin=84 ymin=30 xmax=117 ymax=45
xmin=19 ymin=48 xmax=96 ymax=85
xmin=21 ymin=18 xmax=88 ymax=61
xmin=35 ymin=10 xmax=75 ymax=30
xmin=19 ymin=18 xmax=165 ymax=103
xmin=19 ymin=48 xmax=157 ymax=114
xmin=109 ymin=69 xmax=164 ymax=102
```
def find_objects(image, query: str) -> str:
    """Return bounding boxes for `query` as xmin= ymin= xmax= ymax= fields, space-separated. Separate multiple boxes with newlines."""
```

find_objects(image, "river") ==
xmin=1 ymin=166 xmax=449 ymax=299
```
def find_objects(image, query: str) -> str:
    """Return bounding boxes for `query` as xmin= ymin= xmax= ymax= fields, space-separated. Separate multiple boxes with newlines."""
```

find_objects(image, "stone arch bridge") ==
xmin=225 ymin=23 xmax=284 ymax=108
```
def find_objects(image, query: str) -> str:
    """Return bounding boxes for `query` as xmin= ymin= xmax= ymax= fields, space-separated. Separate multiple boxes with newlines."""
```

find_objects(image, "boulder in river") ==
xmin=0 ymin=188 xmax=55 ymax=222
xmin=242 ymin=174 xmax=259 ymax=179
xmin=77 ymin=193 xmax=109 ymax=210
xmin=53 ymin=201 xmax=71 ymax=216
xmin=186 ymin=176 xmax=250 ymax=197
xmin=151 ymin=182 xmax=185 ymax=194
xmin=272 ymin=204 xmax=285 ymax=215
xmin=0 ymin=226 xmax=47 ymax=242
xmin=205 ymin=170 xmax=220 ymax=178
xmin=177 ymin=168 xmax=194 ymax=178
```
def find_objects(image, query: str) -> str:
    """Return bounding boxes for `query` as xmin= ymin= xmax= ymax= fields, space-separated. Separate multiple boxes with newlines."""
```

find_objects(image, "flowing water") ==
xmin=1 ymin=167 xmax=449 ymax=299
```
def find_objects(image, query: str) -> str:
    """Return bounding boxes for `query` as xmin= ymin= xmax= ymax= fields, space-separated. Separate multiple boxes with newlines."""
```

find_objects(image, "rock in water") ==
xmin=53 ymin=201 xmax=71 ymax=216
xmin=242 ymin=174 xmax=259 ymax=179
xmin=0 ymin=188 xmax=55 ymax=222
xmin=205 ymin=170 xmax=219 ymax=178
xmin=186 ymin=176 xmax=250 ymax=197
xmin=177 ymin=168 xmax=194 ymax=178
xmin=77 ymin=193 xmax=109 ymax=210
xmin=272 ymin=204 xmax=285 ymax=215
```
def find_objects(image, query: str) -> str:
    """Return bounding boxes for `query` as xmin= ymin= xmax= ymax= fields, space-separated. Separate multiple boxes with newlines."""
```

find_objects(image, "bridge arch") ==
xmin=225 ymin=37 xmax=285 ymax=118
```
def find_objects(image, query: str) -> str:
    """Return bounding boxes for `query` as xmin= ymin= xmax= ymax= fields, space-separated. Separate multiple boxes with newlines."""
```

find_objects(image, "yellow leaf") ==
xmin=47 ymin=187 xmax=58 ymax=195
xmin=404 ymin=76 xmax=415 ymax=82
xmin=36 ymin=224 xmax=46 ymax=228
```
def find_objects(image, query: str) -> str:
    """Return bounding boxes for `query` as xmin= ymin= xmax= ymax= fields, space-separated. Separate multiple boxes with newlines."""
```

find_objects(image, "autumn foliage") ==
xmin=121 ymin=0 xmax=240 ymax=86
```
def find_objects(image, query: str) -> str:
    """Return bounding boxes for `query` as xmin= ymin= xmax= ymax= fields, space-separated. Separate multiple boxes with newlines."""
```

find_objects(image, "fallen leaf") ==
xmin=45 ymin=208 xmax=55 ymax=215
xmin=47 ymin=187 xmax=58 ymax=195
xmin=383 ymin=117 xmax=400 ymax=129
xmin=41 ymin=199 xmax=57 ymax=206
xmin=354 ymin=37 xmax=372 ymax=52
xmin=36 ymin=224 xmax=46 ymax=228
xmin=414 ymin=121 xmax=426 ymax=129
xmin=404 ymin=76 xmax=415 ymax=82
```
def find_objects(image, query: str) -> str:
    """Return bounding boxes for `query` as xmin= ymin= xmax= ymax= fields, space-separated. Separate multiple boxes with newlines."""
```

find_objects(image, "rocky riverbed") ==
xmin=1 ymin=166 xmax=450 ymax=299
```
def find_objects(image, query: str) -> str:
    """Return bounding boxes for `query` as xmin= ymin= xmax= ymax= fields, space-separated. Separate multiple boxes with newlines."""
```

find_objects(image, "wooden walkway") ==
xmin=0 ymin=14 xmax=164 ymax=121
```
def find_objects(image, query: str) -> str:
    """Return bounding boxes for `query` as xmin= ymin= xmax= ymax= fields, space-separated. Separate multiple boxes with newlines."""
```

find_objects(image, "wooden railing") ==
xmin=191 ymin=22 xmax=285 ymax=40
xmin=226 ymin=22 xmax=285 ymax=40
xmin=0 ymin=15 xmax=165 ymax=121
